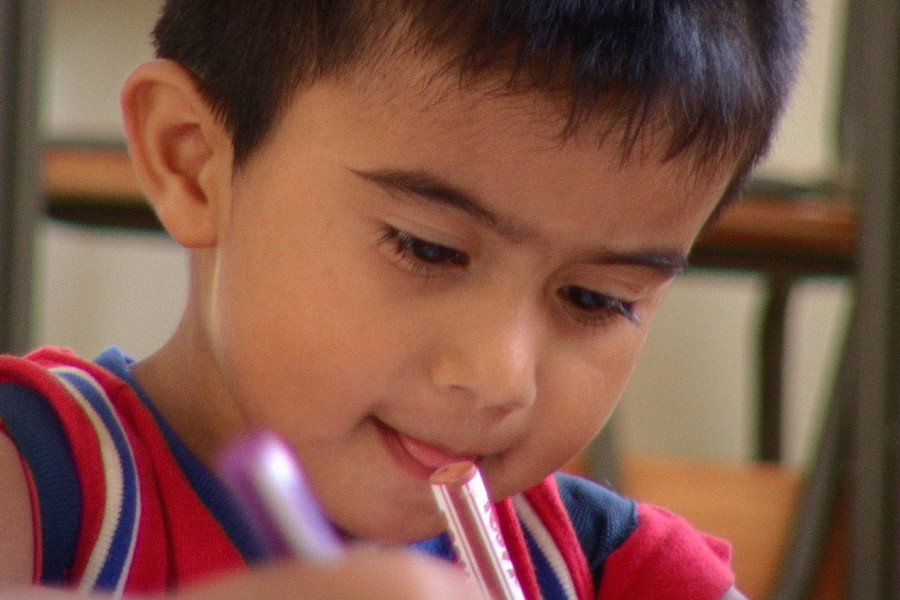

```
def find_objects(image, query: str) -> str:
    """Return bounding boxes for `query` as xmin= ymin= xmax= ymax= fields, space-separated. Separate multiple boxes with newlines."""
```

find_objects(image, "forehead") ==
xmin=345 ymin=49 xmax=735 ymax=163
xmin=260 ymin=52 xmax=736 ymax=234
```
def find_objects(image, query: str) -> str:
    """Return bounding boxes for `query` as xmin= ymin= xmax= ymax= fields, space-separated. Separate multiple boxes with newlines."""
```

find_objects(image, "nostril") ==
xmin=430 ymin=353 xmax=537 ymax=412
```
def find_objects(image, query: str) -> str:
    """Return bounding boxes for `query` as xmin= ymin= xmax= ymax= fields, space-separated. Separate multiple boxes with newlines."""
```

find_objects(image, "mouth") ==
xmin=374 ymin=419 xmax=479 ymax=480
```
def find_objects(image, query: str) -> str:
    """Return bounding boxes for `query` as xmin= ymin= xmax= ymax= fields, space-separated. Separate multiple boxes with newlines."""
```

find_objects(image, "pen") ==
xmin=430 ymin=461 xmax=526 ymax=600
xmin=218 ymin=431 xmax=524 ymax=600
xmin=217 ymin=430 xmax=343 ymax=561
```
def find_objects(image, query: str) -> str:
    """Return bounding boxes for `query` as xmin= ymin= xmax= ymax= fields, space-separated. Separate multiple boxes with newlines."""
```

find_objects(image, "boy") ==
xmin=0 ymin=1 xmax=806 ymax=598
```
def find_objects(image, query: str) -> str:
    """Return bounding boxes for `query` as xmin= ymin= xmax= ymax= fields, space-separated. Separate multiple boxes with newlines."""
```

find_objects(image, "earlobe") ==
xmin=120 ymin=59 xmax=230 ymax=247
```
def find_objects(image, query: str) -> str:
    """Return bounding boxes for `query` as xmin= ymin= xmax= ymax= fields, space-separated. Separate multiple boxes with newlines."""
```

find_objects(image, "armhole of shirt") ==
xmin=0 ymin=382 xmax=82 ymax=585
xmin=94 ymin=347 xmax=266 ymax=564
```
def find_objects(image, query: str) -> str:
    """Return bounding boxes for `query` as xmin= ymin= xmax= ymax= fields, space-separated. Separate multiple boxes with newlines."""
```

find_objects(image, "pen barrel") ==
xmin=430 ymin=462 xmax=526 ymax=600
xmin=217 ymin=430 xmax=343 ymax=561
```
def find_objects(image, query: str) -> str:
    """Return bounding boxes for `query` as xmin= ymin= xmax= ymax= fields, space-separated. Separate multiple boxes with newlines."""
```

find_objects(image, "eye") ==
xmin=381 ymin=227 xmax=470 ymax=275
xmin=558 ymin=285 xmax=637 ymax=325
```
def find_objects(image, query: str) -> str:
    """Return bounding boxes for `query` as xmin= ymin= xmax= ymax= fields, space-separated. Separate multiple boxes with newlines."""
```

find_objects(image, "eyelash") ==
xmin=380 ymin=226 xmax=637 ymax=326
xmin=380 ymin=226 xmax=470 ymax=276
xmin=557 ymin=286 xmax=638 ymax=326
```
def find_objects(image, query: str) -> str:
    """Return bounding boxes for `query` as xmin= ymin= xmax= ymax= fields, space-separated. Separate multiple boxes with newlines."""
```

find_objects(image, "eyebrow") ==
xmin=354 ymin=167 xmax=688 ymax=276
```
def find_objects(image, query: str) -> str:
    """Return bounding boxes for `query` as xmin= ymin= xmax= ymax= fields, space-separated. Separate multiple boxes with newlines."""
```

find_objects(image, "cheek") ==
xmin=492 ymin=343 xmax=636 ymax=500
xmin=541 ymin=330 xmax=648 ymax=451
xmin=208 ymin=228 xmax=414 ymax=437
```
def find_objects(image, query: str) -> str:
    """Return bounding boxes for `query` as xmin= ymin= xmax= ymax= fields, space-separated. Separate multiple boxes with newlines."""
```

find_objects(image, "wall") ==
xmin=33 ymin=0 xmax=853 ymax=466
xmin=34 ymin=0 xmax=186 ymax=360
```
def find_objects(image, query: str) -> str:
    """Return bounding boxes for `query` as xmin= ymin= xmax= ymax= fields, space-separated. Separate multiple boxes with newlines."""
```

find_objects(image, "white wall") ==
xmin=33 ymin=0 xmax=853 ymax=467
xmin=755 ymin=0 xmax=848 ymax=183
xmin=618 ymin=274 xmax=852 ymax=465
xmin=34 ymin=0 xmax=186 ymax=361
xmin=41 ymin=0 xmax=162 ymax=143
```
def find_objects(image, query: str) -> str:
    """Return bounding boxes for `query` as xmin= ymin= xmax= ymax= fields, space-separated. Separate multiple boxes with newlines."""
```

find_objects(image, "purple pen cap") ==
xmin=216 ymin=430 xmax=343 ymax=561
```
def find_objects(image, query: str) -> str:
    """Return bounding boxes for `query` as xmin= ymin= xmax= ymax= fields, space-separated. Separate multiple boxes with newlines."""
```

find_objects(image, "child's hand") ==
xmin=1 ymin=547 xmax=480 ymax=599
xmin=179 ymin=546 xmax=482 ymax=600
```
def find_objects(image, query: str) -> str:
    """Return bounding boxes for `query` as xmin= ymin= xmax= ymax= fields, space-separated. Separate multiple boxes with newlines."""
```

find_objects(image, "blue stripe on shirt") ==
xmin=0 ymin=382 xmax=82 ymax=584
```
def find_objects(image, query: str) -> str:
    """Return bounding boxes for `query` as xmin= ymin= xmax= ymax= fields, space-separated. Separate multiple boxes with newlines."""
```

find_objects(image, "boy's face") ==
xmin=202 ymin=57 xmax=735 ymax=543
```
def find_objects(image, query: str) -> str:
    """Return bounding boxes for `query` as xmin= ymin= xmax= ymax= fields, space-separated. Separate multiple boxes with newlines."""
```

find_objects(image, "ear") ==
xmin=120 ymin=59 xmax=231 ymax=247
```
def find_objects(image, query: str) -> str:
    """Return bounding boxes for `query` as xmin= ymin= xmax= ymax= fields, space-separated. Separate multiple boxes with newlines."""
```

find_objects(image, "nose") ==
xmin=428 ymin=292 xmax=539 ymax=413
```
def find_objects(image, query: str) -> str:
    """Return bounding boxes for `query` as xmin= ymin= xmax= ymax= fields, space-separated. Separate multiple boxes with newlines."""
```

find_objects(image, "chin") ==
xmin=342 ymin=505 xmax=448 ymax=545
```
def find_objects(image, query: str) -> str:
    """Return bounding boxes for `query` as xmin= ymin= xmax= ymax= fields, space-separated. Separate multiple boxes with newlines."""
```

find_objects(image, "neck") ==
xmin=131 ymin=301 xmax=247 ymax=467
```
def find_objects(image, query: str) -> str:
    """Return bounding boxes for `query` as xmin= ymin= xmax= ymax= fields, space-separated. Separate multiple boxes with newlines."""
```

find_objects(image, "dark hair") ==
xmin=153 ymin=0 xmax=805 ymax=200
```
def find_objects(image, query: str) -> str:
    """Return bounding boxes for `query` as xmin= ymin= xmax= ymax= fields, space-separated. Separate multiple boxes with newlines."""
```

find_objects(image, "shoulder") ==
xmin=0 ymin=348 xmax=84 ymax=586
xmin=0 ymin=349 xmax=88 ymax=525
xmin=0 ymin=346 xmax=140 ymax=588
xmin=0 ymin=347 xmax=139 ymax=473
xmin=552 ymin=473 xmax=736 ymax=600
xmin=598 ymin=503 xmax=735 ymax=600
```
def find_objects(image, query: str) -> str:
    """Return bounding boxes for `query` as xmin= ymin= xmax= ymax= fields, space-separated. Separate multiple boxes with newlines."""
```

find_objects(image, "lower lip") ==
xmin=375 ymin=421 xmax=477 ymax=480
